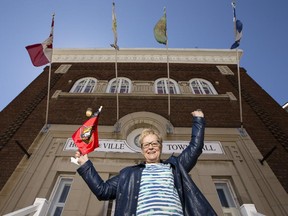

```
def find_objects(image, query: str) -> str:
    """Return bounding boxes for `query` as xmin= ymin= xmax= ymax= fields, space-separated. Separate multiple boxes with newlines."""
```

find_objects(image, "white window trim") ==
xmin=70 ymin=77 xmax=97 ymax=93
xmin=189 ymin=78 xmax=217 ymax=95
xmin=47 ymin=176 xmax=73 ymax=216
xmin=154 ymin=78 xmax=180 ymax=94
xmin=104 ymin=199 xmax=116 ymax=216
xmin=104 ymin=174 xmax=117 ymax=216
xmin=214 ymin=179 xmax=240 ymax=216
xmin=106 ymin=77 xmax=132 ymax=93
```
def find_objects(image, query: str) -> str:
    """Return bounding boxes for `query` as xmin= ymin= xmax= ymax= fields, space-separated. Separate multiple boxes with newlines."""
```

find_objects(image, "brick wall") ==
xmin=1 ymin=62 xmax=287 ymax=192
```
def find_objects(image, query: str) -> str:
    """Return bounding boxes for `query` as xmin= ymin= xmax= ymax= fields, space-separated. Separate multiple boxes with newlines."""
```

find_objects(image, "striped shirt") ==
xmin=136 ymin=163 xmax=183 ymax=216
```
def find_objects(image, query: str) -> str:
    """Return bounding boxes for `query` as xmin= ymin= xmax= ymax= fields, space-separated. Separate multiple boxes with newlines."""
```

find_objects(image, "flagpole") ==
xmin=236 ymin=49 xmax=243 ymax=129
xmin=164 ymin=7 xmax=170 ymax=120
xmin=166 ymin=42 xmax=170 ymax=120
xmin=112 ymin=48 xmax=120 ymax=133
xmin=164 ymin=8 xmax=173 ymax=133
xmin=44 ymin=63 xmax=52 ymax=129
xmin=111 ymin=2 xmax=120 ymax=131
xmin=115 ymin=49 xmax=119 ymax=122
xmin=231 ymin=1 xmax=243 ymax=129
xmin=153 ymin=7 xmax=170 ymax=124
xmin=45 ymin=13 xmax=55 ymax=131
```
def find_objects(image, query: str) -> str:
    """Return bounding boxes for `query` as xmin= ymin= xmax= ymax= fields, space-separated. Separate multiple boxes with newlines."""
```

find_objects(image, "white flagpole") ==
xmin=111 ymin=2 xmax=120 ymax=130
xmin=236 ymin=49 xmax=243 ymax=129
xmin=232 ymin=1 xmax=243 ymax=129
xmin=115 ymin=49 xmax=119 ymax=122
xmin=165 ymin=8 xmax=173 ymax=134
xmin=166 ymin=42 xmax=170 ymax=119
xmin=44 ymin=13 xmax=55 ymax=130
xmin=164 ymin=7 xmax=170 ymax=120
xmin=45 ymin=63 xmax=52 ymax=128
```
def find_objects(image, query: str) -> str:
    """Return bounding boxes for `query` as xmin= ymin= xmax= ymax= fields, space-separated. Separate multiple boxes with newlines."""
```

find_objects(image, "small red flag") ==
xmin=26 ymin=14 xmax=54 ymax=67
xmin=72 ymin=107 xmax=102 ymax=155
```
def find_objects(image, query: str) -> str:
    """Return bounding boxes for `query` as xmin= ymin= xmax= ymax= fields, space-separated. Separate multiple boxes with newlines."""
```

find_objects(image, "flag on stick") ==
xmin=72 ymin=106 xmax=102 ymax=155
xmin=110 ymin=2 xmax=119 ymax=50
xmin=26 ymin=14 xmax=54 ymax=67
xmin=231 ymin=2 xmax=243 ymax=49
xmin=154 ymin=7 xmax=167 ymax=45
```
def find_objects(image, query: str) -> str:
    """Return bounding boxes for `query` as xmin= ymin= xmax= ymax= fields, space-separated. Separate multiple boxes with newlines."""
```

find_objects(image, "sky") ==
xmin=1 ymin=0 xmax=287 ymax=111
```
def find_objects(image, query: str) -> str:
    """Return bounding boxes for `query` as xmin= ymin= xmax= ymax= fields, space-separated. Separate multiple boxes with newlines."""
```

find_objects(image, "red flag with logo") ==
xmin=72 ymin=107 xmax=102 ymax=155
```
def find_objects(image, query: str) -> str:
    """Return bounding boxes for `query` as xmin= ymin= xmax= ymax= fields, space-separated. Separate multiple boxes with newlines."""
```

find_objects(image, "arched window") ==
xmin=70 ymin=77 xmax=97 ymax=93
xmin=155 ymin=78 xmax=180 ymax=94
xmin=189 ymin=78 xmax=217 ymax=95
xmin=106 ymin=77 xmax=131 ymax=93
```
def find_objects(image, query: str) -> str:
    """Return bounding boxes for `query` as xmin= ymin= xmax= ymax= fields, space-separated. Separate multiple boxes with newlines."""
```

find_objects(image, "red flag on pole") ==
xmin=26 ymin=14 xmax=54 ymax=67
xmin=72 ymin=106 xmax=102 ymax=155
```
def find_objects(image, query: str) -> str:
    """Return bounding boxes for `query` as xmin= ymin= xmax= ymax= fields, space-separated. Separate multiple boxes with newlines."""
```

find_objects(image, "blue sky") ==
xmin=1 ymin=0 xmax=287 ymax=111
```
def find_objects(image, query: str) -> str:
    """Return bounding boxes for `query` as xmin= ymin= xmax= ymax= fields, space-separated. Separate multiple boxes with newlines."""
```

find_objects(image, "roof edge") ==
xmin=52 ymin=48 xmax=243 ymax=65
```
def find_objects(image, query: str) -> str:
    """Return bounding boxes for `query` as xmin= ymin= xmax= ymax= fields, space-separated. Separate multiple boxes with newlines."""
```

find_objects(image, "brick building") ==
xmin=0 ymin=48 xmax=287 ymax=215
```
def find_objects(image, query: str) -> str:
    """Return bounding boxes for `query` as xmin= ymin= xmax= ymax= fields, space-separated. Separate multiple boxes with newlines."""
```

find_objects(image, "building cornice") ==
xmin=52 ymin=48 xmax=243 ymax=65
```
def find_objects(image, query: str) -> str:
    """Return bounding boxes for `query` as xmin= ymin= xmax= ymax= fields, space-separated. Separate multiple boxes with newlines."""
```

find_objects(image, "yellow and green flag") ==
xmin=154 ymin=7 xmax=167 ymax=45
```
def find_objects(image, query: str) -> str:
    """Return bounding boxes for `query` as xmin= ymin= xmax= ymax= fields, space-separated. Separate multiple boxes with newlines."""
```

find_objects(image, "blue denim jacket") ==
xmin=77 ymin=117 xmax=217 ymax=216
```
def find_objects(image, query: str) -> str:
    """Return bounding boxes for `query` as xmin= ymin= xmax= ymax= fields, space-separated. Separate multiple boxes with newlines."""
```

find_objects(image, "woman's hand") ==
xmin=75 ymin=151 xmax=89 ymax=165
xmin=191 ymin=109 xmax=204 ymax=117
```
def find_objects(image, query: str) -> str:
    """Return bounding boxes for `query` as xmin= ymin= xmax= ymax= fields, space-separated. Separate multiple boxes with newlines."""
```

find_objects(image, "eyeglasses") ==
xmin=142 ymin=141 xmax=161 ymax=149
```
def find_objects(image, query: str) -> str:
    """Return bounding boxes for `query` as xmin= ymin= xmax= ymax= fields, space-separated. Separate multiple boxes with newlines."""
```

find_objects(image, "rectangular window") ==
xmin=214 ymin=179 xmax=240 ymax=216
xmin=157 ymin=80 xmax=166 ymax=94
xmin=168 ymin=81 xmax=176 ymax=94
xmin=106 ymin=199 xmax=116 ymax=216
xmin=48 ymin=177 xmax=73 ymax=216
xmin=104 ymin=174 xmax=117 ymax=216
xmin=120 ymin=80 xmax=129 ymax=93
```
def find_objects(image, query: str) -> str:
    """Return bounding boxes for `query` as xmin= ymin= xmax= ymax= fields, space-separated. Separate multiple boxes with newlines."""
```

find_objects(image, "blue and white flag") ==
xmin=231 ymin=2 xmax=243 ymax=49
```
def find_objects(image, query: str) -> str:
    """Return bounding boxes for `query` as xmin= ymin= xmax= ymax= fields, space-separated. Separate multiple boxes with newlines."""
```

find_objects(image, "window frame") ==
xmin=70 ymin=77 xmax=97 ymax=93
xmin=214 ymin=179 xmax=241 ymax=215
xmin=189 ymin=78 xmax=217 ymax=95
xmin=106 ymin=77 xmax=132 ymax=93
xmin=47 ymin=176 xmax=73 ymax=216
xmin=154 ymin=78 xmax=180 ymax=94
xmin=104 ymin=174 xmax=117 ymax=216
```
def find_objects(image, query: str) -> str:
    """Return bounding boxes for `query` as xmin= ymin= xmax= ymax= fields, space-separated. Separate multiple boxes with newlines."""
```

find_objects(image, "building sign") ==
xmin=64 ymin=139 xmax=135 ymax=153
xmin=163 ymin=141 xmax=224 ymax=154
xmin=64 ymin=138 xmax=224 ymax=154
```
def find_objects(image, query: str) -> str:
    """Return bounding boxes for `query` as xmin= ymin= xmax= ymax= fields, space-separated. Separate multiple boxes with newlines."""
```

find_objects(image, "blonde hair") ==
xmin=139 ymin=128 xmax=163 ymax=147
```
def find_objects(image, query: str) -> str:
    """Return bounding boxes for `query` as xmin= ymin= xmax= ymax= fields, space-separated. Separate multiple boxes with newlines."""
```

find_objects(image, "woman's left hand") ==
xmin=191 ymin=109 xmax=204 ymax=117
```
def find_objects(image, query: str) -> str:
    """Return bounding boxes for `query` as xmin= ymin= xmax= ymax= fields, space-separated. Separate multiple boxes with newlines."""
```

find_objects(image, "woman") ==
xmin=75 ymin=110 xmax=217 ymax=216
